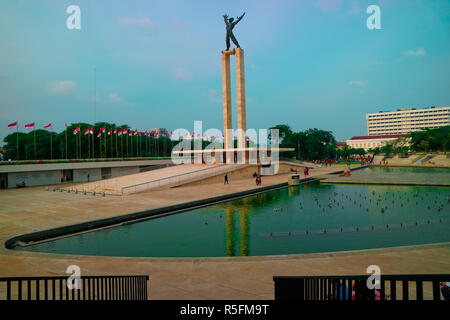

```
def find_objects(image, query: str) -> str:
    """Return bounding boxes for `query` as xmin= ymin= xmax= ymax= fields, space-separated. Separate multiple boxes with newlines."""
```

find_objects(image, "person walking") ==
xmin=257 ymin=174 xmax=262 ymax=186
xmin=224 ymin=173 xmax=229 ymax=184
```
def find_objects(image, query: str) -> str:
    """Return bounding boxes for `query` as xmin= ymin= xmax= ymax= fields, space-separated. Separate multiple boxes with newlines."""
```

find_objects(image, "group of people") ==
xmin=224 ymin=172 xmax=262 ymax=186
xmin=320 ymin=159 xmax=333 ymax=167
xmin=253 ymin=172 xmax=262 ymax=186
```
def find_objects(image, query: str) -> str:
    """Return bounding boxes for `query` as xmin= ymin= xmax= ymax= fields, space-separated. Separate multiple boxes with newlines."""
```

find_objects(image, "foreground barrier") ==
xmin=0 ymin=275 xmax=149 ymax=300
xmin=273 ymin=274 xmax=450 ymax=301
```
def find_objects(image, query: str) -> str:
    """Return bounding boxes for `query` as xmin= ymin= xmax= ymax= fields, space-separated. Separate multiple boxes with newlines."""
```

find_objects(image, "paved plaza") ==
xmin=0 ymin=164 xmax=449 ymax=299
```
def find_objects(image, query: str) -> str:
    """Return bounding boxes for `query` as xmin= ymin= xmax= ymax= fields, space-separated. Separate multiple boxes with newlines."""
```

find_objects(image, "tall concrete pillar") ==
xmin=235 ymin=48 xmax=247 ymax=163
xmin=222 ymin=51 xmax=232 ymax=153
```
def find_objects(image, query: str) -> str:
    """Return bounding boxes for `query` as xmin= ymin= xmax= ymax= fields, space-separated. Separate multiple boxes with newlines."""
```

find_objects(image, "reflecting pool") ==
xmin=23 ymin=180 xmax=450 ymax=257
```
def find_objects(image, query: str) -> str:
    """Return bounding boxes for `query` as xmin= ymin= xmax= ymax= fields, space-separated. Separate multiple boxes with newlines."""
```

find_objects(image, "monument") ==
xmin=222 ymin=13 xmax=247 ymax=163
xmin=172 ymin=13 xmax=293 ymax=166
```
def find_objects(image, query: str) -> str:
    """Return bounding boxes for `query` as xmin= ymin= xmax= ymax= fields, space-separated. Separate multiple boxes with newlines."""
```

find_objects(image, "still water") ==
xmin=24 ymin=180 xmax=450 ymax=257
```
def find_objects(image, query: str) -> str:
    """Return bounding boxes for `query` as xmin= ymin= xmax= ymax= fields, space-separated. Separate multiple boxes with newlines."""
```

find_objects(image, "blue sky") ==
xmin=1 ymin=0 xmax=449 ymax=142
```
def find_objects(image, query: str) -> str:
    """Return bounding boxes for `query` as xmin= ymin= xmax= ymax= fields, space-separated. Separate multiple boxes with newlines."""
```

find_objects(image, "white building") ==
xmin=346 ymin=134 xmax=406 ymax=151
xmin=366 ymin=106 xmax=450 ymax=136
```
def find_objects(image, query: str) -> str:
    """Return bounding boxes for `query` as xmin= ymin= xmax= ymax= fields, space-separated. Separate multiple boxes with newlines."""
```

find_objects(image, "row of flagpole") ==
xmin=7 ymin=121 xmax=176 ymax=160
xmin=6 ymin=121 xmax=258 ymax=161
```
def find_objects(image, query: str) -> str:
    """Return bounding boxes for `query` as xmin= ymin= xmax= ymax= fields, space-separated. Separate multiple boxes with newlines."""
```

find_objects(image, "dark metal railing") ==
xmin=0 ymin=275 xmax=149 ymax=301
xmin=273 ymin=274 xmax=450 ymax=301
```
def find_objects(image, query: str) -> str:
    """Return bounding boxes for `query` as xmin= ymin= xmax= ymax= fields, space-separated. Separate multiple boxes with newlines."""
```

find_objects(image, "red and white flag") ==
xmin=97 ymin=131 xmax=101 ymax=138
xmin=138 ymin=131 xmax=141 ymax=136
xmin=114 ymin=128 xmax=117 ymax=134
xmin=118 ymin=129 xmax=122 ymax=136
xmin=133 ymin=129 xmax=138 ymax=135
xmin=84 ymin=128 xmax=90 ymax=135
xmin=25 ymin=122 xmax=35 ymax=130
xmin=123 ymin=128 xmax=128 ymax=135
xmin=8 ymin=122 xmax=17 ymax=129
xmin=101 ymin=127 xmax=106 ymax=133
xmin=73 ymin=125 xmax=80 ymax=135
xmin=43 ymin=123 xmax=52 ymax=130
xmin=128 ymin=131 xmax=132 ymax=136
xmin=108 ymin=129 xmax=112 ymax=135
xmin=90 ymin=126 xmax=93 ymax=134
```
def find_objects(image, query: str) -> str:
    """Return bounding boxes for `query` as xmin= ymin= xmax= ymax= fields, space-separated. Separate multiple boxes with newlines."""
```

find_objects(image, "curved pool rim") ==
xmin=5 ymin=178 xmax=320 ymax=250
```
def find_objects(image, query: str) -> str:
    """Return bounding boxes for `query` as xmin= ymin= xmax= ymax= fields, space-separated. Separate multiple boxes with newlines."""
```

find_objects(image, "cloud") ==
xmin=172 ymin=67 xmax=190 ymax=81
xmin=108 ymin=92 xmax=123 ymax=103
xmin=208 ymin=89 xmax=220 ymax=103
xmin=46 ymin=81 xmax=77 ymax=95
xmin=119 ymin=16 xmax=156 ymax=33
xmin=348 ymin=80 xmax=365 ymax=87
xmin=315 ymin=0 xmax=341 ymax=12
xmin=405 ymin=48 xmax=426 ymax=57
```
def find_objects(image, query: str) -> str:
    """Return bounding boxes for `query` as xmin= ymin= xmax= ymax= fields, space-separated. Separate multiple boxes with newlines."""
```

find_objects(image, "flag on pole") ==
xmin=123 ymin=128 xmax=128 ymax=134
xmin=133 ymin=129 xmax=138 ymax=135
xmin=25 ymin=122 xmax=35 ymax=130
xmin=43 ymin=123 xmax=52 ymax=130
xmin=138 ymin=131 xmax=141 ymax=136
xmin=73 ymin=125 xmax=80 ymax=135
xmin=114 ymin=128 xmax=117 ymax=134
xmin=101 ymin=127 xmax=106 ymax=133
xmin=108 ymin=129 xmax=112 ymax=135
xmin=65 ymin=123 xmax=67 ymax=128
xmin=128 ymin=132 xmax=132 ymax=136
xmin=8 ymin=122 xmax=18 ymax=129
xmin=90 ymin=126 xmax=94 ymax=134
xmin=118 ymin=129 xmax=122 ymax=136
xmin=84 ymin=128 xmax=90 ymax=135
xmin=97 ymin=131 xmax=101 ymax=138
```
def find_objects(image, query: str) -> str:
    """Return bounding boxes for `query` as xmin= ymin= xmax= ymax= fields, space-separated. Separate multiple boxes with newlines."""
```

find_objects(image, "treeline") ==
xmin=408 ymin=126 xmax=450 ymax=152
xmin=369 ymin=126 xmax=450 ymax=155
xmin=2 ymin=122 xmax=175 ymax=160
xmin=269 ymin=124 xmax=365 ymax=160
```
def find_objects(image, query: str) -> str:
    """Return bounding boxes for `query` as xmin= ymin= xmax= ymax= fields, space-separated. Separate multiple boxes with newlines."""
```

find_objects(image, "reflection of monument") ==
xmin=224 ymin=200 xmax=250 ymax=256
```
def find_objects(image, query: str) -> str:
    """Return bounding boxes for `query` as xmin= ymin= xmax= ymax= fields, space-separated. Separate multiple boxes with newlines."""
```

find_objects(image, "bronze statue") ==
xmin=223 ymin=12 xmax=245 ymax=51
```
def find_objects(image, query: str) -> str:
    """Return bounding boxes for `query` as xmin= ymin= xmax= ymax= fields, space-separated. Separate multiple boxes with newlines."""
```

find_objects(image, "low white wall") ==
xmin=8 ymin=170 xmax=61 ymax=188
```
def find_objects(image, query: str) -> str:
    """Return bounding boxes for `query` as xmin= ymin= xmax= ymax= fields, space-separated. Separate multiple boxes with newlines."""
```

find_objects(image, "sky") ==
xmin=0 ymin=0 xmax=449 ymax=143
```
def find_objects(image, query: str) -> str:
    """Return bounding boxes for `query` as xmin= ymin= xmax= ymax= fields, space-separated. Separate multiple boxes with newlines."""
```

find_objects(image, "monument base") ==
xmin=173 ymin=147 xmax=294 ymax=165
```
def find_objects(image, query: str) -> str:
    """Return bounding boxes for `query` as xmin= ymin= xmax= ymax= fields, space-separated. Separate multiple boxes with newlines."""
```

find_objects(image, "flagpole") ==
xmin=79 ymin=130 xmax=81 ymax=159
xmin=50 ymin=126 xmax=53 ymax=160
xmin=111 ymin=131 xmax=113 ymax=158
xmin=93 ymin=128 xmax=95 ymax=158
xmin=115 ymin=131 xmax=118 ymax=158
xmin=16 ymin=124 xmax=19 ymax=160
xmin=65 ymin=125 xmax=68 ymax=159
xmin=34 ymin=129 xmax=36 ymax=160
